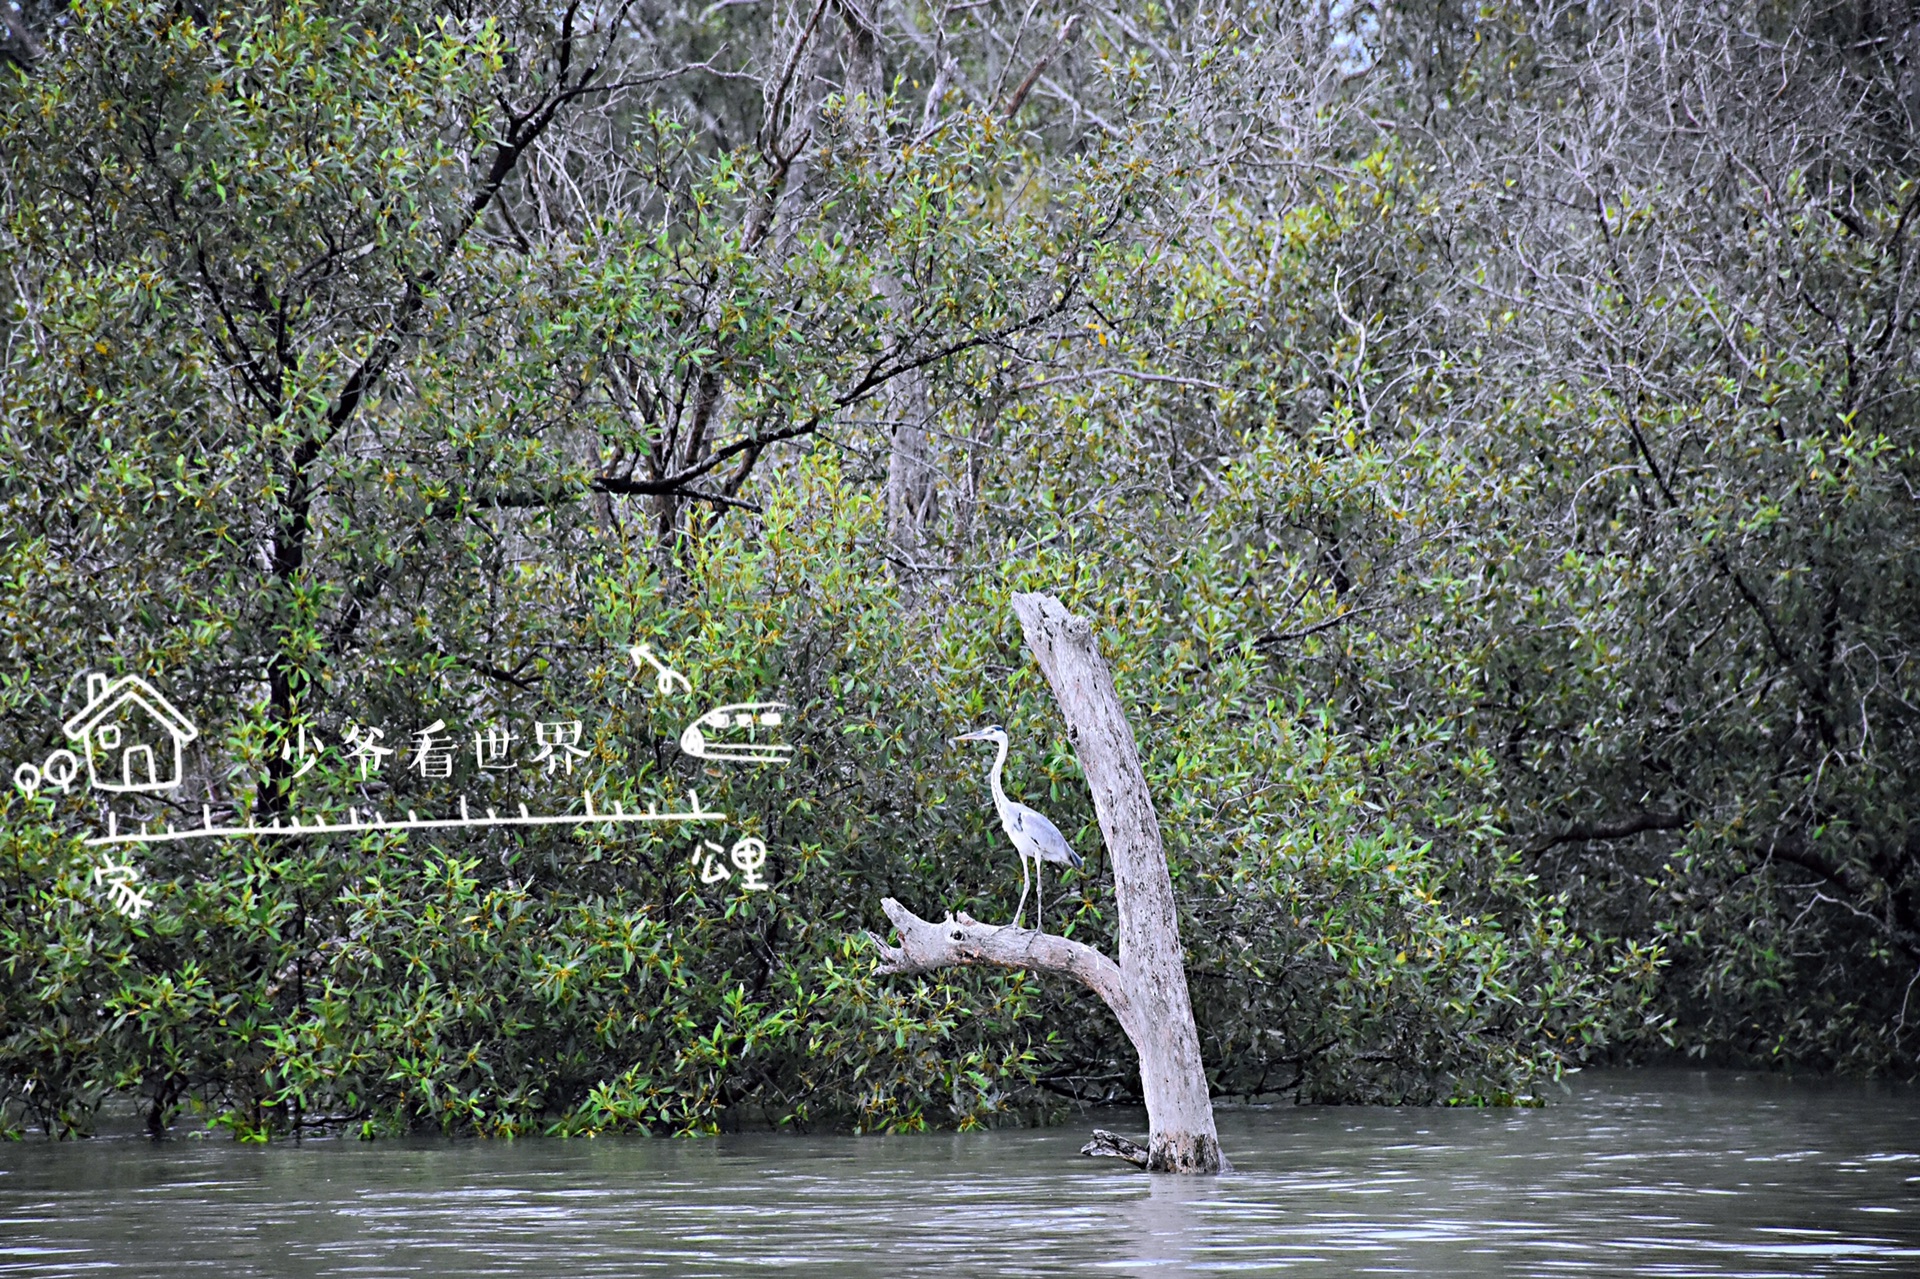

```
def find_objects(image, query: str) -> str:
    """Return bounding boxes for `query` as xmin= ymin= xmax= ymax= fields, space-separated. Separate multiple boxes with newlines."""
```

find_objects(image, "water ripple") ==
xmin=0 ymin=1070 xmax=1916 ymax=1277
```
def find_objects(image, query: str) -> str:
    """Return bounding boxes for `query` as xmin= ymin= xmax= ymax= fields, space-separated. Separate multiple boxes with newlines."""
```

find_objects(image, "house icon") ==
xmin=61 ymin=673 xmax=198 ymax=794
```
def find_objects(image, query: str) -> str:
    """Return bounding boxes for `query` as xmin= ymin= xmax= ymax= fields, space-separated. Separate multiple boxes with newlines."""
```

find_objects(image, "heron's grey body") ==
xmin=953 ymin=726 xmax=1082 ymax=930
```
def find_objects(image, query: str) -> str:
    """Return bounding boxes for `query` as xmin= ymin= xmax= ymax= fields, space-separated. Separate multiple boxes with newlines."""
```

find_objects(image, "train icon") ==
xmin=678 ymin=702 xmax=793 ymax=765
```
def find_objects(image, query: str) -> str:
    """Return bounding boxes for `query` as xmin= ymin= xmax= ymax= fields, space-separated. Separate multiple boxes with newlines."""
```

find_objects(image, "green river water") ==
xmin=1 ymin=1069 xmax=1916 ymax=1277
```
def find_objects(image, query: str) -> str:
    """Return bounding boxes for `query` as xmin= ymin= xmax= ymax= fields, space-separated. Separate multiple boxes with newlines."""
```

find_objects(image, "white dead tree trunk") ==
xmin=868 ymin=591 xmax=1229 ymax=1174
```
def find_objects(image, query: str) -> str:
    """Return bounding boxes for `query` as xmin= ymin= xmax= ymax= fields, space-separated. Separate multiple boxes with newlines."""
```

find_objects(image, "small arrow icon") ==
xmin=629 ymin=642 xmax=692 ymax=697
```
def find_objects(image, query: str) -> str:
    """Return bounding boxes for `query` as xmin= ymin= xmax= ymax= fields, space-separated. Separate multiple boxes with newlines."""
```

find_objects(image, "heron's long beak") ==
xmin=950 ymin=730 xmax=989 ymax=745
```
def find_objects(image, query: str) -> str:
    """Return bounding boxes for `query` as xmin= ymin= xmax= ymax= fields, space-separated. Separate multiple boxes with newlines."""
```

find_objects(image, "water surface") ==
xmin=2 ymin=1070 xmax=1915 ymax=1276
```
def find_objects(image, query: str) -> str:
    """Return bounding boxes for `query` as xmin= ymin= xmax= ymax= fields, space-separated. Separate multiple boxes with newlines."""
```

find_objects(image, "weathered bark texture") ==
xmin=870 ymin=899 xmax=1133 ymax=1017
xmin=868 ymin=591 xmax=1229 ymax=1174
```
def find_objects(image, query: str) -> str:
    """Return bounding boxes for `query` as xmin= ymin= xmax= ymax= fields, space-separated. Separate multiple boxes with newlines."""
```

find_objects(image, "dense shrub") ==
xmin=6 ymin=0 xmax=1913 ymax=1142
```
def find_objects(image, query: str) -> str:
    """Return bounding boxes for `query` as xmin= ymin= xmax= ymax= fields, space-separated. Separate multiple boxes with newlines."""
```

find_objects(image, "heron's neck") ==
xmin=989 ymin=735 xmax=1008 ymax=798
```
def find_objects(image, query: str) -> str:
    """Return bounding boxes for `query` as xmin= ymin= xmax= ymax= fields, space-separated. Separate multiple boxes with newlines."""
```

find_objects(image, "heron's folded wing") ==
xmin=1009 ymin=801 xmax=1080 ymax=865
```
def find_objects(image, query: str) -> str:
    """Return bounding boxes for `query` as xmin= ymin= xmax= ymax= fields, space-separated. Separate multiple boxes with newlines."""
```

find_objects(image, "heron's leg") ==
xmin=1012 ymin=853 xmax=1031 ymax=929
xmin=1036 ymin=863 xmax=1045 ymax=934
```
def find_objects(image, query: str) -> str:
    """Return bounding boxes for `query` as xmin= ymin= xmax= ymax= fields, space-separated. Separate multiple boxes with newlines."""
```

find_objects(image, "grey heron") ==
xmin=951 ymin=725 xmax=1083 ymax=930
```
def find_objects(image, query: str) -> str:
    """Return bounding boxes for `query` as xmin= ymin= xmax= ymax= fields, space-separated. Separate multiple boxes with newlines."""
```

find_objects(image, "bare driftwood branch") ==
xmin=866 ymin=899 xmax=1138 ymax=1035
